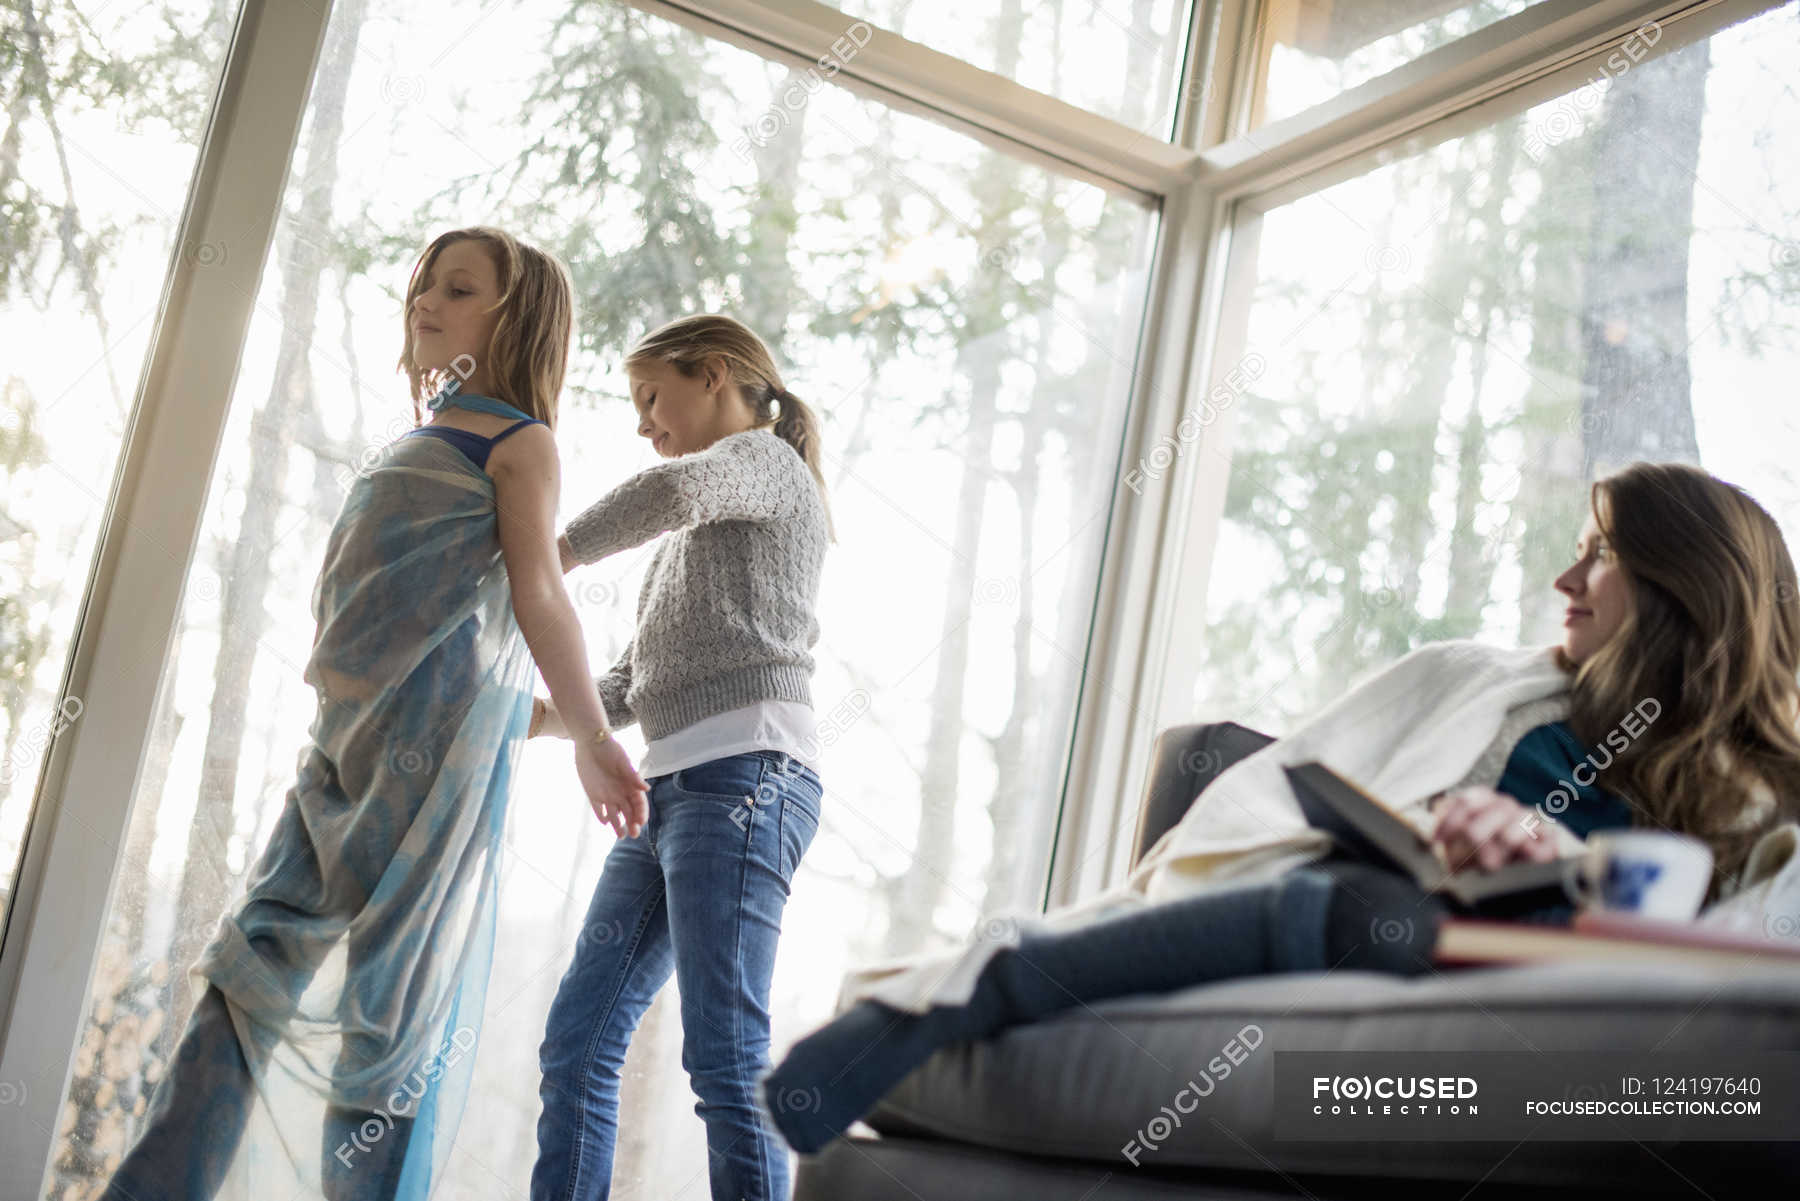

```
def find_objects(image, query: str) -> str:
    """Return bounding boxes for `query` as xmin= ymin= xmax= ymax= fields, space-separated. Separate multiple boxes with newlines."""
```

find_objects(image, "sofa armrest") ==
xmin=1129 ymin=721 xmax=1276 ymax=871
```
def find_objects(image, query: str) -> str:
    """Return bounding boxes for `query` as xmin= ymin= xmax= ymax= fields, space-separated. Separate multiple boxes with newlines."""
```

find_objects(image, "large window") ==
xmin=13 ymin=0 xmax=1800 ymax=1194
xmin=0 ymin=2 xmax=235 ymax=950
xmin=1244 ymin=0 xmax=1545 ymax=128
xmin=42 ymin=0 xmax=1156 ymax=1193
xmin=824 ymin=0 xmax=1196 ymax=136
xmin=1185 ymin=3 xmax=1800 ymax=731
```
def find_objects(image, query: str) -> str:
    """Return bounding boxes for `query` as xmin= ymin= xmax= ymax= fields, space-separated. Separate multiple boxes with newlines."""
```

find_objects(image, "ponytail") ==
xmin=765 ymin=384 xmax=836 ymax=541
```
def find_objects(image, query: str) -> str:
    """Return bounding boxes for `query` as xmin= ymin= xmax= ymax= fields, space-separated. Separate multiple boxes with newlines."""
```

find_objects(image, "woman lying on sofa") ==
xmin=758 ymin=459 xmax=1800 ymax=1154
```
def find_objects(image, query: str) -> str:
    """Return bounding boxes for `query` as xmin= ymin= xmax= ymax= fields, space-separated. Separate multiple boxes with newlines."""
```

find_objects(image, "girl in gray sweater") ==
xmin=527 ymin=314 xmax=834 ymax=1201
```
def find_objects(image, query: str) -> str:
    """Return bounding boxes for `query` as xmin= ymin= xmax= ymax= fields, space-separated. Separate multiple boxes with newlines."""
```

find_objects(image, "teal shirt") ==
xmin=1486 ymin=720 xmax=1634 ymax=923
xmin=1495 ymin=720 xmax=1636 ymax=837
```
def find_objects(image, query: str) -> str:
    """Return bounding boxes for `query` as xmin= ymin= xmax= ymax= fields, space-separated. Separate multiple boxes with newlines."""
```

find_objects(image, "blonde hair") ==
xmin=1560 ymin=461 xmax=1800 ymax=899
xmin=398 ymin=226 xmax=574 ymax=430
xmin=625 ymin=314 xmax=836 ymax=541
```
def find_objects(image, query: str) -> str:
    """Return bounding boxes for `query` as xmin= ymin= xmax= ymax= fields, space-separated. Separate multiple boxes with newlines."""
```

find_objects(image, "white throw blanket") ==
xmin=837 ymin=640 xmax=1576 ymax=1014
xmin=839 ymin=638 xmax=1800 ymax=1016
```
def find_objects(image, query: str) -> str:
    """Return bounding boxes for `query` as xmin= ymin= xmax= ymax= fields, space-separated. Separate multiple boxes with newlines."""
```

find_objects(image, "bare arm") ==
xmin=492 ymin=426 xmax=609 ymax=741
xmin=493 ymin=426 xmax=648 ymax=837
xmin=537 ymin=637 xmax=634 ymax=738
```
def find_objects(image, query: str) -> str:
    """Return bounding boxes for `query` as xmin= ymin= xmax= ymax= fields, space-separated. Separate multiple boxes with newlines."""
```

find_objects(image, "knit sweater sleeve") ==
xmin=596 ymin=638 xmax=636 ymax=730
xmin=564 ymin=429 xmax=807 ymax=564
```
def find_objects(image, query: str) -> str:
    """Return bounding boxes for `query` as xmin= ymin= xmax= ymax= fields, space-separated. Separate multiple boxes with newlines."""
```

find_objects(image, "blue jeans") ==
xmin=531 ymin=749 xmax=823 ymax=1201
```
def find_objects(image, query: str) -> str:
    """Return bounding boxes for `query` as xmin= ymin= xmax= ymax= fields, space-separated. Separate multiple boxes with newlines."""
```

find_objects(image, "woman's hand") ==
xmin=575 ymin=736 xmax=649 ymax=839
xmin=1429 ymin=786 xmax=1559 ymax=872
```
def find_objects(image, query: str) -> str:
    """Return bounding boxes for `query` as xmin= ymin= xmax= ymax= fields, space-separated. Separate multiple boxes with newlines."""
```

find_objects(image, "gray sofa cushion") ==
xmin=864 ymin=960 xmax=1800 ymax=1191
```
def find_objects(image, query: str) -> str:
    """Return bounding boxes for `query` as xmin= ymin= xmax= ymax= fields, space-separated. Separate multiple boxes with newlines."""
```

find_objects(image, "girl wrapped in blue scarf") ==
xmin=103 ymin=227 xmax=647 ymax=1201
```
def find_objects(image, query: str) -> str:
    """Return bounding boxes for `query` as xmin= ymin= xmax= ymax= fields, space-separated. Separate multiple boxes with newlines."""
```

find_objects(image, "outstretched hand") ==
xmin=575 ymin=737 xmax=649 ymax=839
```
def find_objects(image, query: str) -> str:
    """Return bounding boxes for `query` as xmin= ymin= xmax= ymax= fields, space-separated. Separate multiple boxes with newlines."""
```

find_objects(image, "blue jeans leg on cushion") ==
xmin=761 ymin=856 xmax=1444 ymax=1153
xmin=532 ymin=749 xmax=821 ymax=1201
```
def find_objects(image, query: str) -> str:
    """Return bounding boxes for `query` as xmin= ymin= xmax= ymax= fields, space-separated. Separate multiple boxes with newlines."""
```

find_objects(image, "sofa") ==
xmin=792 ymin=721 xmax=1800 ymax=1198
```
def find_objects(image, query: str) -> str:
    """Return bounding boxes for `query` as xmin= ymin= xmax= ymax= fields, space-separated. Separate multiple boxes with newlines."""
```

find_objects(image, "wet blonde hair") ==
xmin=625 ymin=313 xmax=836 ymax=541
xmin=398 ymin=226 xmax=574 ymax=430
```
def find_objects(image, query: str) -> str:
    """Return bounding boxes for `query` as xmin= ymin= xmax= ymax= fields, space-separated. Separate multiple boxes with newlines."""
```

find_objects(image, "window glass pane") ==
xmin=0 ymin=4 xmax=235 ymax=951
xmin=51 ymin=0 xmax=1156 ymax=1192
xmin=820 ymin=0 xmax=1194 ymax=137
xmin=1190 ymin=4 xmax=1799 ymax=731
xmin=1248 ymin=0 xmax=1544 ymax=129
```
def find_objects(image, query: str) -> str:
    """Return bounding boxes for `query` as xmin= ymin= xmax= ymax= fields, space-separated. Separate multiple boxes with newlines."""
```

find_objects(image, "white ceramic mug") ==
xmin=1561 ymin=831 xmax=1716 ymax=921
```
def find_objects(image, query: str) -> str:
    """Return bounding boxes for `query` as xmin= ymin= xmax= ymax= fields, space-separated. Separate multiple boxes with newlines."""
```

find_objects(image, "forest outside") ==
xmin=4 ymin=0 xmax=1158 ymax=1193
xmin=2 ymin=0 xmax=1798 ymax=1195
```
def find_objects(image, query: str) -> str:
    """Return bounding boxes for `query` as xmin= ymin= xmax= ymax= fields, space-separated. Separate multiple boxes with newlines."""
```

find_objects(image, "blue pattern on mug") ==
xmin=1603 ymin=858 xmax=1665 ymax=909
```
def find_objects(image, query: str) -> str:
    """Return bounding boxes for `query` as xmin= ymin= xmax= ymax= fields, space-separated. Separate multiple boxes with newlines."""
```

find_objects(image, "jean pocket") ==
xmin=671 ymin=755 xmax=761 ymax=803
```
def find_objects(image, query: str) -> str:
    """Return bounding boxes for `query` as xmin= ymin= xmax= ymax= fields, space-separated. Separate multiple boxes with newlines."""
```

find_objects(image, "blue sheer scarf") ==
xmin=189 ymin=382 xmax=537 ymax=1197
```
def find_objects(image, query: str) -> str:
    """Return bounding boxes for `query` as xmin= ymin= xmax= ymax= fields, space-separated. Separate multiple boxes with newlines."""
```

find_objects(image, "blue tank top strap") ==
xmin=488 ymin=418 xmax=541 ymax=447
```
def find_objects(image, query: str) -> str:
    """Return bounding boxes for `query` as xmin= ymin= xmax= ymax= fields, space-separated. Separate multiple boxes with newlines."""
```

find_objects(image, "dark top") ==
xmin=1494 ymin=720 xmax=1636 ymax=836
xmin=1484 ymin=718 xmax=1635 ymax=924
xmin=405 ymin=417 xmax=543 ymax=472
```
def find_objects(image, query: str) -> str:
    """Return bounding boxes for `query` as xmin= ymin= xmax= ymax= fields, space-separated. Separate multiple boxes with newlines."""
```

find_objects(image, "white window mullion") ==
xmin=1043 ymin=174 xmax=1241 ymax=908
xmin=0 ymin=0 xmax=332 ymax=1188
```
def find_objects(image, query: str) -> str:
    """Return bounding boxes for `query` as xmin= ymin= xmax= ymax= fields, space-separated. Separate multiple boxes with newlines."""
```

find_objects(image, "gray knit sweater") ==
xmin=562 ymin=426 xmax=829 ymax=741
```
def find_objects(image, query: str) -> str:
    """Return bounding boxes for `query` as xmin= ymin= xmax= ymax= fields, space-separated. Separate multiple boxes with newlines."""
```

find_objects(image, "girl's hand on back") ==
xmin=1428 ymin=785 xmax=1559 ymax=872
xmin=575 ymin=737 xmax=650 ymax=839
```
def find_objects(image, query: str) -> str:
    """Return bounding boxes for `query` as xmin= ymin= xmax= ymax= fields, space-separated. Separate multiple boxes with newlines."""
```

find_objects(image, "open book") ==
xmin=1282 ymin=761 xmax=1573 ymax=911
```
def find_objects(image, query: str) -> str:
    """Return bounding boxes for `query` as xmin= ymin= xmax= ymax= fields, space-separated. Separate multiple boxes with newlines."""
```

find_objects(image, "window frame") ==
xmin=1 ymin=0 xmax=1788 ymax=1188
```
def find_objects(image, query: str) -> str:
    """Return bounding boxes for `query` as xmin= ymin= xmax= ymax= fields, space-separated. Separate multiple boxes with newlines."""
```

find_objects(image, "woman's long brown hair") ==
xmin=1560 ymin=461 xmax=1800 ymax=900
